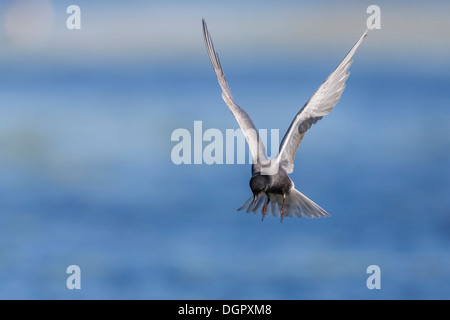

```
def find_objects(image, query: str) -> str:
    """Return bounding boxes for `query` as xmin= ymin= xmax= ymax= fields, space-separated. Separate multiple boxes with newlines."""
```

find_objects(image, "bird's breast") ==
xmin=267 ymin=173 xmax=293 ymax=195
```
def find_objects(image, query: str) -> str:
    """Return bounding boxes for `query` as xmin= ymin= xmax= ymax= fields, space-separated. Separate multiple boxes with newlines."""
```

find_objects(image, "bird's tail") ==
xmin=237 ymin=188 xmax=330 ymax=219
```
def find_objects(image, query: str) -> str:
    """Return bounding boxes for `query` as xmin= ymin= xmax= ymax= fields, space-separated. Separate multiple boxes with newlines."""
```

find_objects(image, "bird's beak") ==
xmin=251 ymin=192 xmax=264 ymax=209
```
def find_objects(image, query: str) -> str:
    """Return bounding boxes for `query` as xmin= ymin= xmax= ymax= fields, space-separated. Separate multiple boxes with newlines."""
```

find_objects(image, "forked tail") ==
xmin=237 ymin=188 xmax=330 ymax=219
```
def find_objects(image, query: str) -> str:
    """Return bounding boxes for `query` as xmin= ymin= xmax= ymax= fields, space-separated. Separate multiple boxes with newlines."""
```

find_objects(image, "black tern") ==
xmin=202 ymin=19 xmax=368 ymax=221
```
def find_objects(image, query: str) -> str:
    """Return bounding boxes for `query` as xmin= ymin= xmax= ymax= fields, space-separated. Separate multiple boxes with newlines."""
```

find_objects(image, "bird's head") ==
xmin=250 ymin=175 xmax=270 ymax=201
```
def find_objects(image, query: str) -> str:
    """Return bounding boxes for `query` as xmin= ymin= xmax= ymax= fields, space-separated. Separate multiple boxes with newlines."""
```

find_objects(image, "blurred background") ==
xmin=0 ymin=0 xmax=449 ymax=299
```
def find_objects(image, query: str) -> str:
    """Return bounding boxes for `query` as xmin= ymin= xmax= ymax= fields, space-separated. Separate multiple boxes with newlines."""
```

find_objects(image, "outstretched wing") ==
xmin=277 ymin=28 xmax=369 ymax=173
xmin=202 ymin=19 xmax=268 ymax=167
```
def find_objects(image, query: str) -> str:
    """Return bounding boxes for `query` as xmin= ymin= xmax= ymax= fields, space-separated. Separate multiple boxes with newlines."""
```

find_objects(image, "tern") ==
xmin=202 ymin=19 xmax=368 ymax=221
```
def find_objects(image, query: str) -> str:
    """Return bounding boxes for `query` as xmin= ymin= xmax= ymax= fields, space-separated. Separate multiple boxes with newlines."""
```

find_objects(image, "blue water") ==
xmin=0 ymin=57 xmax=449 ymax=299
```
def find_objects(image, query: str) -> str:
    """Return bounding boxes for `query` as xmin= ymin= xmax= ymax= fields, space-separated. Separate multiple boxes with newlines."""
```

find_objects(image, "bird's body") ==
xmin=264 ymin=169 xmax=292 ymax=196
xmin=202 ymin=19 xmax=368 ymax=221
xmin=252 ymin=168 xmax=292 ymax=220
xmin=244 ymin=163 xmax=327 ymax=221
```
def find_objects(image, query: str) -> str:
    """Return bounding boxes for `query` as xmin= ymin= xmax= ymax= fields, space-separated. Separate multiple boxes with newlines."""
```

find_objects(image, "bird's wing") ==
xmin=202 ymin=19 xmax=268 ymax=167
xmin=277 ymin=28 xmax=369 ymax=173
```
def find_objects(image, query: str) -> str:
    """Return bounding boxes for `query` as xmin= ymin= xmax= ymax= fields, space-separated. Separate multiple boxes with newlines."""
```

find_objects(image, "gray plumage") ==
xmin=202 ymin=20 xmax=268 ymax=167
xmin=202 ymin=19 xmax=368 ymax=221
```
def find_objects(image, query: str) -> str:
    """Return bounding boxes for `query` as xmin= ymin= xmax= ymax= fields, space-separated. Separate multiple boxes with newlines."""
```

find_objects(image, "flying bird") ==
xmin=202 ymin=19 xmax=368 ymax=221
